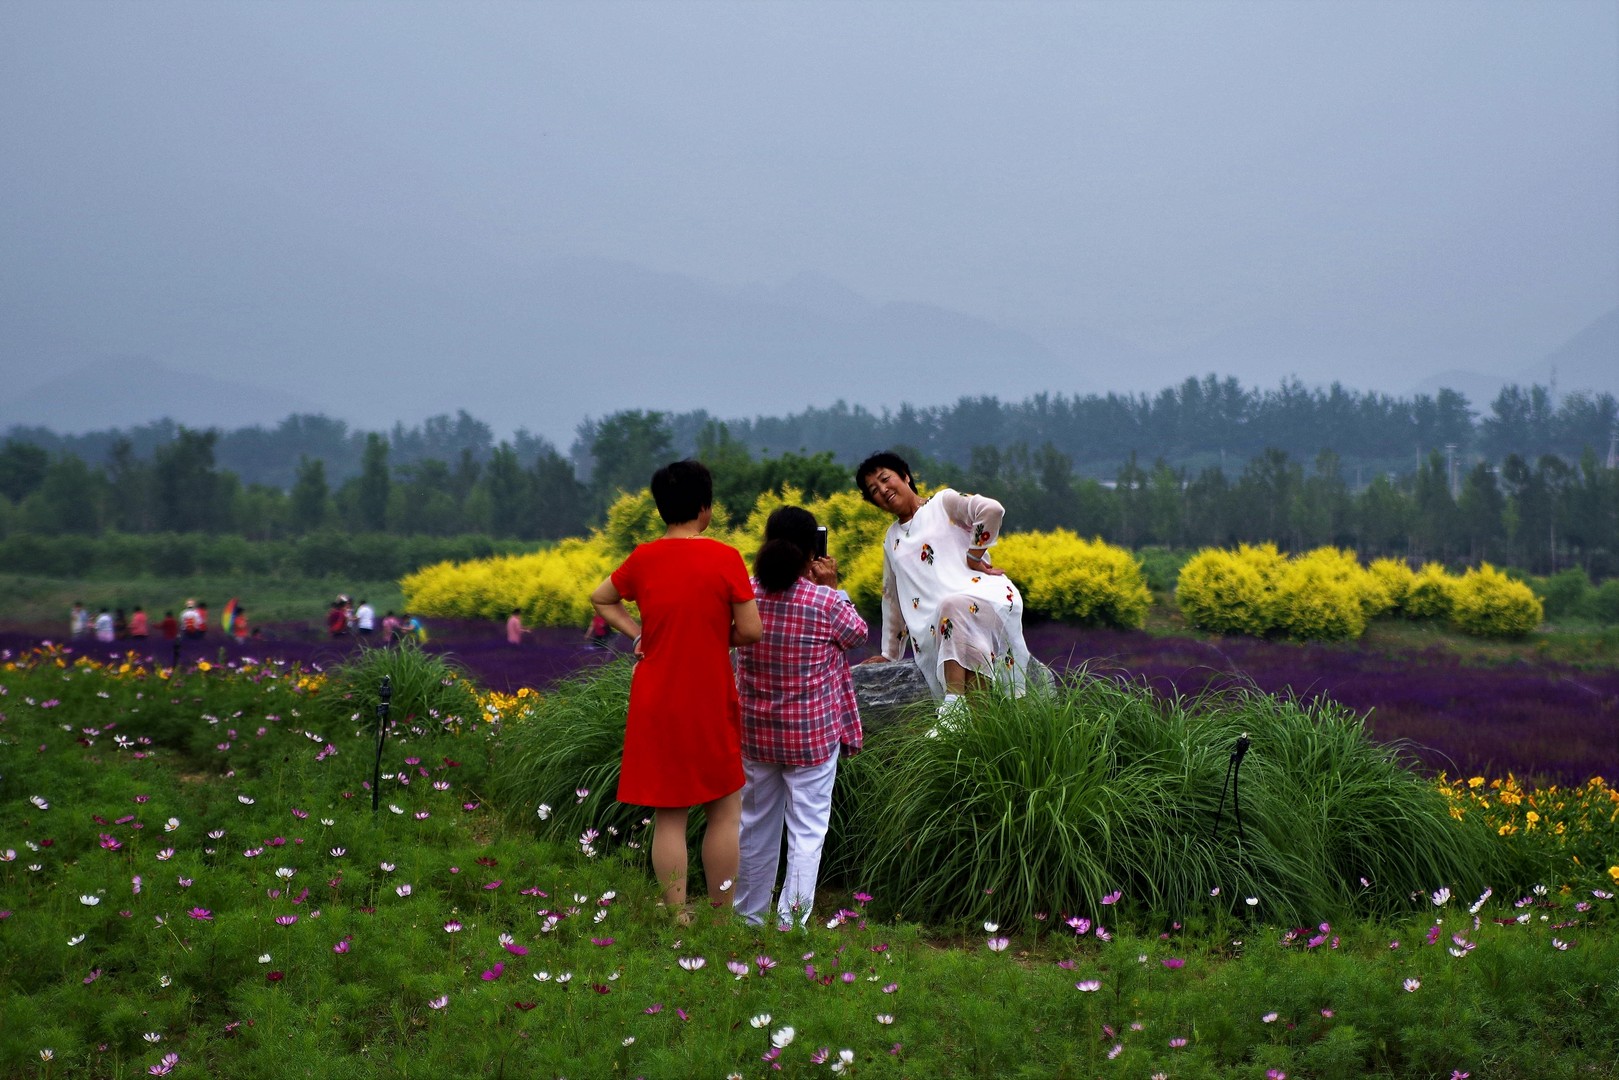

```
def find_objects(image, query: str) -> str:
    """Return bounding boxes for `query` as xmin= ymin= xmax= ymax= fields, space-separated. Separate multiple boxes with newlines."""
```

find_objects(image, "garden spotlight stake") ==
xmin=371 ymin=675 xmax=391 ymax=813
xmin=1210 ymin=731 xmax=1250 ymax=848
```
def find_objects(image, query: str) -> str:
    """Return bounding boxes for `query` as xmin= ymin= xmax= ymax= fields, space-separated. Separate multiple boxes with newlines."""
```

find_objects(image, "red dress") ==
xmin=612 ymin=537 xmax=754 ymax=808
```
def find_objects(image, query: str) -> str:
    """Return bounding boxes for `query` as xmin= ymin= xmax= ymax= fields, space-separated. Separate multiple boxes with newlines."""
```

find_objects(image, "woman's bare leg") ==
xmin=942 ymin=659 xmax=988 ymax=695
xmin=652 ymin=806 xmax=691 ymax=907
xmin=700 ymin=789 xmax=742 ymax=908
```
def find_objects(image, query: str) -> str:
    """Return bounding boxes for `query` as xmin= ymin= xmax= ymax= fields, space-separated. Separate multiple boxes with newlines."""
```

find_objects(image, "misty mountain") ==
xmin=0 ymin=356 xmax=323 ymax=433
xmin=1408 ymin=306 xmax=1619 ymax=408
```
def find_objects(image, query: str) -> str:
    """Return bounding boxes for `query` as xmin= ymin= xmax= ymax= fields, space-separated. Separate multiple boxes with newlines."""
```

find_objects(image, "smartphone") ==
xmin=814 ymin=526 xmax=828 ymax=559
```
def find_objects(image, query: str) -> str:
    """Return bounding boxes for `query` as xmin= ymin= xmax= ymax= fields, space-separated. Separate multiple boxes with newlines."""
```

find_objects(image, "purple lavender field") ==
xmin=7 ymin=619 xmax=1616 ymax=786
xmin=1020 ymin=624 xmax=1619 ymax=787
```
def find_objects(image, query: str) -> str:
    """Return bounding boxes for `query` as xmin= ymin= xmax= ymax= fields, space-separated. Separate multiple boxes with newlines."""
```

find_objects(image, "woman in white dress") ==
xmin=854 ymin=451 xmax=1032 ymax=713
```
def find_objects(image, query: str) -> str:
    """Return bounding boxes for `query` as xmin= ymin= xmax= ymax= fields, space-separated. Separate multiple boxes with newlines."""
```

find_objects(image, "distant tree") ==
xmin=103 ymin=437 xmax=151 ymax=533
xmin=0 ymin=439 xmax=49 ymax=504
xmin=23 ymin=454 xmax=105 ymax=534
xmin=1455 ymin=462 xmax=1505 ymax=564
xmin=152 ymin=427 xmax=225 ymax=532
xmin=585 ymin=411 xmax=673 ymax=512
xmin=1236 ymin=448 xmax=1299 ymax=547
xmin=482 ymin=443 xmax=527 ymax=538
xmin=1356 ymin=473 xmax=1412 ymax=557
xmin=528 ymin=447 xmax=590 ymax=539
xmin=1411 ymin=451 xmax=1457 ymax=561
xmin=290 ymin=456 xmax=330 ymax=533
xmin=356 ymin=433 xmax=391 ymax=531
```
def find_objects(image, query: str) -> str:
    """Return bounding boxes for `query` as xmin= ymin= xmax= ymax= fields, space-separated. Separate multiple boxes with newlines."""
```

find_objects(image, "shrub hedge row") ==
xmin=1175 ymin=545 xmax=1544 ymax=640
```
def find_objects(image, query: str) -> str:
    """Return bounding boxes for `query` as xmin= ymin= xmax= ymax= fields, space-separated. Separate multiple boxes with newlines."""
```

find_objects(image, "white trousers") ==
xmin=736 ymin=749 xmax=840 ymax=927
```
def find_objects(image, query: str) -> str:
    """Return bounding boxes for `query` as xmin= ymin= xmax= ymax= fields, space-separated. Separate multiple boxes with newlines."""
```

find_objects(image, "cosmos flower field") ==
xmin=3 ymin=632 xmax=1618 ymax=1076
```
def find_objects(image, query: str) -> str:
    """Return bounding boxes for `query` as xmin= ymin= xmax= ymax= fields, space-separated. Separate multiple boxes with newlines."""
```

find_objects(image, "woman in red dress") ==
xmin=590 ymin=460 xmax=762 ymax=920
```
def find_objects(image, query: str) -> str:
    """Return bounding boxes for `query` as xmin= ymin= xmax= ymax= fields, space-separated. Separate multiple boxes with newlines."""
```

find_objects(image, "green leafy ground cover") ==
xmin=3 ymin=646 xmax=1618 ymax=1078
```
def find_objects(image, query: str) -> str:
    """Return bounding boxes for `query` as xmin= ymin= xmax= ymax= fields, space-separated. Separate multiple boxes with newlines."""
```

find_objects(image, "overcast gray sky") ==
xmin=2 ymin=0 xmax=1615 ymax=441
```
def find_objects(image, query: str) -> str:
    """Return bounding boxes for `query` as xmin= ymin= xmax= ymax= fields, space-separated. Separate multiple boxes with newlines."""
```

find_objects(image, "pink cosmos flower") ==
xmin=1162 ymin=957 xmax=1185 ymax=969
xmin=1100 ymin=890 xmax=1122 ymax=905
xmin=187 ymin=908 xmax=213 ymax=921
xmin=481 ymin=963 xmax=504 ymax=981
xmin=333 ymin=938 xmax=351 ymax=954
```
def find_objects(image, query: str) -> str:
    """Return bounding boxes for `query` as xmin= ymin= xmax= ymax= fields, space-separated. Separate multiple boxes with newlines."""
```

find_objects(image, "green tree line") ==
xmin=3 ymin=413 xmax=1615 ymax=580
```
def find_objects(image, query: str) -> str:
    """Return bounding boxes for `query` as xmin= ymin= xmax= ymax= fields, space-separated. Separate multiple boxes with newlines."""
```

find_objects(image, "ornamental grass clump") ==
xmin=830 ymin=674 xmax=1506 ymax=927
xmin=325 ymin=641 xmax=483 ymax=736
xmin=486 ymin=660 xmax=649 ymax=843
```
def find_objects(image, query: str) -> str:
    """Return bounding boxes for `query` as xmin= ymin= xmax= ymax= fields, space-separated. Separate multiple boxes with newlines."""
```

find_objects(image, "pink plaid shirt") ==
xmin=736 ymin=577 xmax=867 ymax=767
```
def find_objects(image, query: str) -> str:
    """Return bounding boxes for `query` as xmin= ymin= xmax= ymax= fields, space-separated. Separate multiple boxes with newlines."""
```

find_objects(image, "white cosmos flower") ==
xmin=772 ymin=1026 xmax=795 ymax=1048
xmin=237 ymin=795 xmax=254 ymax=805
xmin=749 ymin=1013 xmax=772 ymax=1028
xmin=68 ymin=934 xmax=86 ymax=946
xmin=80 ymin=895 xmax=101 ymax=906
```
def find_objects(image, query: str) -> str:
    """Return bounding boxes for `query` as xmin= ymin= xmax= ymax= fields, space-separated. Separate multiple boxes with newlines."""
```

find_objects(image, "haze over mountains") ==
xmin=3 ymin=3 xmax=1614 ymax=443
xmin=3 ymin=251 xmax=1613 ymax=442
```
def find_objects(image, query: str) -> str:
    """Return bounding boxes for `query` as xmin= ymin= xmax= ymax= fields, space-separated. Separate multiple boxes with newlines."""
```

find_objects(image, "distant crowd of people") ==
xmin=325 ymin=595 xmax=424 ymax=644
xmin=67 ymin=594 xmax=425 ymax=659
xmin=70 ymin=598 xmax=255 ymax=646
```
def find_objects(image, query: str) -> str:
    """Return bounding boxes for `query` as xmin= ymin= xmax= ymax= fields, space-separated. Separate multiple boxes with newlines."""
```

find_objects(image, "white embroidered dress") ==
xmin=879 ymin=489 xmax=1032 ymax=699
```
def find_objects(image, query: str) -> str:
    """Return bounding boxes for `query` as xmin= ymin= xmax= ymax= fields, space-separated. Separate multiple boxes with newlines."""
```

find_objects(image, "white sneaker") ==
xmin=926 ymin=694 xmax=968 ymax=738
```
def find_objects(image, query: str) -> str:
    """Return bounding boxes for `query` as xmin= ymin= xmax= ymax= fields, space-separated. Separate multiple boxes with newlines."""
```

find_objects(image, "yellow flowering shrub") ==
xmin=1368 ymin=558 xmax=1416 ymax=611
xmin=1177 ymin=544 xmax=1410 ymax=641
xmin=1174 ymin=545 xmax=1278 ymax=636
xmin=994 ymin=530 xmax=1151 ymax=629
xmin=1403 ymin=562 xmax=1455 ymax=619
xmin=1447 ymin=563 xmax=1544 ymax=638
xmin=402 ymin=537 xmax=616 ymax=627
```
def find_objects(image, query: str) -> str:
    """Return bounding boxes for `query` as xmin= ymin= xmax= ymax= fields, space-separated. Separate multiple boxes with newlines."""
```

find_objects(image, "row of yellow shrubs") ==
xmin=1175 ymin=544 xmax=1543 ymax=640
xmin=402 ymin=489 xmax=1541 ymax=641
xmin=402 ymin=487 xmax=1154 ymax=631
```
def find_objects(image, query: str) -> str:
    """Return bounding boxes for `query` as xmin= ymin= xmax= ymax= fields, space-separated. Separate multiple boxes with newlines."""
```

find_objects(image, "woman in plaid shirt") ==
xmin=734 ymin=506 xmax=868 ymax=928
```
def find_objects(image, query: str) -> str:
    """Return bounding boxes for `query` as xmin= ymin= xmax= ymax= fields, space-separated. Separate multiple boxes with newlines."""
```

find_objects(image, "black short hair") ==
xmin=650 ymin=459 xmax=713 ymax=525
xmin=854 ymin=450 xmax=918 ymax=505
xmin=753 ymin=506 xmax=819 ymax=592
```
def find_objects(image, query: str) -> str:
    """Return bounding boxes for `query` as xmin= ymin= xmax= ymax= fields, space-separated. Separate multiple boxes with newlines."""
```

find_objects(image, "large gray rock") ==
xmin=851 ymin=659 xmax=1056 ymax=731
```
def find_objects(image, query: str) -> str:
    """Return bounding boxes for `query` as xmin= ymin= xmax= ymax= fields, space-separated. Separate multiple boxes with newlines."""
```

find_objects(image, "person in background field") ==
xmin=160 ymin=610 xmax=180 ymax=666
xmin=181 ymin=600 xmax=202 ymax=640
xmin=355 ymin=598 xmax=376 ymax=636
xmin=114 ymin=608 xmax=128 ymax=638
xmin=506 ymin=608 xmax=529 ymax=645
xmin=589 ymin=459 xmax=763 ymax=924
xmin=71 ymin=601 xmax=89 ymax=639
xmin=196 ymin=601 xmax=210 ymax=637
xmin=128 ymin=606 xmax=148 ymax=638
xmin=854 ymin=450 xmax=1033 ymax=723
xmin=94 ymin=607 xmax=115 ymax=643
xmin=734 ymin=506 xmax=866 ymax=929
xmin=233 ymin=607 xmax=250 ymax=641
xmin=327 ymin=600 xmax=348 ymax=638
xmin=585 ymin=611 xmax=613 ymax=648
xmin=382 ymin=610 xmax=401 ymax=642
